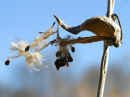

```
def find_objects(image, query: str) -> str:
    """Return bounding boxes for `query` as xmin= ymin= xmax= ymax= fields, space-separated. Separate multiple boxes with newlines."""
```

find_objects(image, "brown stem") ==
xmin=97 ymin=1 xmax=115 ymax=97
xmin=107 ymin=0 xmax=115 ymax=17
xmin=97 ymin=43 xmax=109 ymax=97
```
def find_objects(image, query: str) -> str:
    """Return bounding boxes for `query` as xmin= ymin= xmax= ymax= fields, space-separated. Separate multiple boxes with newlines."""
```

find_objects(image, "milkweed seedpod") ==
xmin=54 ymin=15 xmax=122 ymax=47
xmin=5 ymin=59 xmax=10 ymax=66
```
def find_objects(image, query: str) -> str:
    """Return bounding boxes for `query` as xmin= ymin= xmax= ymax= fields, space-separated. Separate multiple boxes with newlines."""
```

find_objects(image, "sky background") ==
xmin=0 ymin=0 xmax=130 ymax=85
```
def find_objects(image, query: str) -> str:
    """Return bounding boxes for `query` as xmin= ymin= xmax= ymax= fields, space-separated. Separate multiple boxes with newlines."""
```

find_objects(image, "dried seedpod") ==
xmin=53 ymin=1 xmax=122 ymax=97
xmin=54 ymin=13 xmax=123 ymax=48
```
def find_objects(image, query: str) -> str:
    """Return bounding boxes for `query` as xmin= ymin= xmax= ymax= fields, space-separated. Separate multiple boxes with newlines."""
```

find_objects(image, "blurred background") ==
xmin=0 ymin=0 xmax=130 ymax=97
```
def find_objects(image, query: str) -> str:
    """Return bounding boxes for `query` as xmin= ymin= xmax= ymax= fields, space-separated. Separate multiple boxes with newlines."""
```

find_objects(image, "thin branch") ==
xmin=107 ymin=0 xmax=115 ymax=17
xmin=39 ymin=22 xmax=56 ymax=39
xmin=96 ymin=42 xmax=109 ymax=97
xmin=35 ymin=40 xmax=49 ymax=52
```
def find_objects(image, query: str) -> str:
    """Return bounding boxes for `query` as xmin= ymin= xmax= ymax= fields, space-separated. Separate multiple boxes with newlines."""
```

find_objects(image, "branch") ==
xmin=97 ymin=43 xmax=109 ymax=97
xmin=97 ymin=1 xmax=115 ymax=97
xmin=34 ymin=40 xmax=49 ymax=52
xmin=107 ymin=0 xmax=115 ymax=17
xmin=39 ymin=22 xmax=56 ymax=39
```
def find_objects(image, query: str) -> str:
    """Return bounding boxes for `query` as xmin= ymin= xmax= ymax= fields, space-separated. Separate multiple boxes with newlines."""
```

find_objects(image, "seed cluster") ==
xmin=55 ymin=46 xmax=75 ymax=70
xmin=5 ymin=21 xmax=77 ymax=71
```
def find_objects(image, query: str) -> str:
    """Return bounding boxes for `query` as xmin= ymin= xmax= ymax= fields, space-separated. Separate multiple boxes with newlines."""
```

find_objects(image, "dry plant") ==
xmin=5 ymin=0 xmax=123 ymax=97
xmin=52 ymin=0 xmax=123 ymax=97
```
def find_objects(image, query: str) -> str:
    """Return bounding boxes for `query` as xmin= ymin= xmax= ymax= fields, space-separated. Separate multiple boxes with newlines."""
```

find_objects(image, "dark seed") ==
xmin=71 ymin=46 xmax=75 ymax=52
xmin=55 ymin=64 xmax=60 ymax=70
xmin=60 ymin=57 xmax=67 ymax=64
xmin=55 ymin=59 xmax=61 ymax=70
xmin=38 ymin=32 xmax=44 ymax=34
xmin=25 ymin=45 xmax=30 ymax=52
xmin=55 ymin=58 xmax=66 ymax=66
xmin=54 ymin=58 xmax=67 ymax=70
xmin=66 ymin=53 xmax=73 ymax=62
xmin=68 ymin=57 xmax=73 ymax=62
xmin=5 ymin=60 xmax=10 ymax=66
xmin=56 ymin=51 xmax=62 ymax=57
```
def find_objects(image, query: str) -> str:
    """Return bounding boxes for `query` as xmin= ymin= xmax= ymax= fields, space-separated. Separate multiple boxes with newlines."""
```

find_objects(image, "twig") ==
xmin=96 ymin=42 xmax=109 ymax=97
xmin=40 ymin=22 xmax=56 ymax=39
xmin=107 ymin=0 xmax=115 ymax=17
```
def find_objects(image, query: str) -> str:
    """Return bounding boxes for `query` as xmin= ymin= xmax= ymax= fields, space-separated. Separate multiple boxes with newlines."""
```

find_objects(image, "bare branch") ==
xmin=97 ymin=1 xmax=115 ymax=97
xmin=97 ymin=43 xmax=109 ymax=97
xmin=39 ymin=22 xmax=56 ymax=39
xmin=107 ymin=0 xmax=115 ymax=17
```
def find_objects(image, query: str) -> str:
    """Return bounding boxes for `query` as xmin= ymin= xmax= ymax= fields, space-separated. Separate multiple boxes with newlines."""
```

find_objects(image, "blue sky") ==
xmin=0 ymin=0 xmax=130 ymax=84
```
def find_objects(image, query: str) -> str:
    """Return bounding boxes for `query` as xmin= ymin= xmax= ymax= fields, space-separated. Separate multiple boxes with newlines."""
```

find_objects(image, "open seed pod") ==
xmin=54 ymin=15 xmax=122 ymax=47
